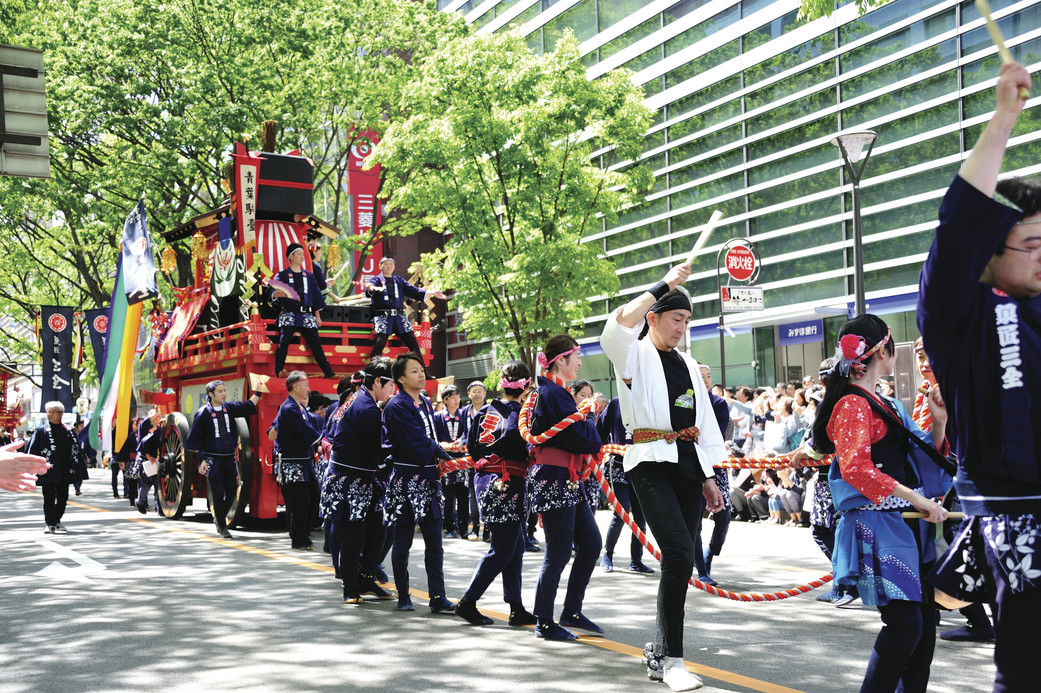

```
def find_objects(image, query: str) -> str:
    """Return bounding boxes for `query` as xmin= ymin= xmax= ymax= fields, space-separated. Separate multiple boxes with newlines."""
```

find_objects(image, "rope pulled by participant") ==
xmin=593 ymin=463 xmax=833 ymax=602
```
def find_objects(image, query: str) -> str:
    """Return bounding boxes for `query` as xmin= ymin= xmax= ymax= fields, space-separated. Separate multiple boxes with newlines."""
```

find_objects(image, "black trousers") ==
xmin=275 ymin=324 xmax=334 ymax=377
xmin=370 ymin=328 xmax=421 ymax=361
xmin=335 ymin=509 xmax=386 ymax=596
xmin=604 ymin=480 xmax=647 ymax=563
xmin=207 ymin=458 xmax=239 ymax=531
xmin=282 ymin=481 xmax=318 ymax=548
xmin=41 ymin=482 xmax=70 ymax=526
xmin=987 ymin=536 xmax=1041 ymax=692
xmin=861 ymin=589 xmax=936 ymax=693
xmin=631 ymin=462 xmax=703 ymax=658
xmin=442 ymin=480 xmax=469 ymax=534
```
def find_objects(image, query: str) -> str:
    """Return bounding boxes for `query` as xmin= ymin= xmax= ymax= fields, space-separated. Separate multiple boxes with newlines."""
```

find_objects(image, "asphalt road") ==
xmin=0 ymin=476 xmax=995 ymax=692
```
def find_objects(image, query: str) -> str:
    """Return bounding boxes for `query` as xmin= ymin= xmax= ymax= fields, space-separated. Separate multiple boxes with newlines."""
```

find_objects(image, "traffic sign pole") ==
xmin=715 ymin=238 xmax=761 ymax=389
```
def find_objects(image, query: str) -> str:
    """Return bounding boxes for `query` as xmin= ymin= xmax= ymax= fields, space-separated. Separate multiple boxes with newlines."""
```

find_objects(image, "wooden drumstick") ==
xmin=685 ymin=210 xmax=724 ymax=267
xmin=976 ymin=0 xmax=1030 ymax=99
xmin=901 ymin=511 xmax=964 ymax=519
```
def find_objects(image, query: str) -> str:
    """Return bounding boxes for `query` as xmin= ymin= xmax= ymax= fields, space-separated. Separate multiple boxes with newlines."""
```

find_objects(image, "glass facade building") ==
xmin=439 ymin=0 xmax=1041 ymax=394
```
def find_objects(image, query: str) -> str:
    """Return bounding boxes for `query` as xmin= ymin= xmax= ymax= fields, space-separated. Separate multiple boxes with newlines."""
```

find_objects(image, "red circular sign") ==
xmin=93 ymin=315 xmax=109 ymax=334
xmin=724 ymin=246 xmax=756 ymax=282
xmin=47 ymin=314 xmax=68 ymax=333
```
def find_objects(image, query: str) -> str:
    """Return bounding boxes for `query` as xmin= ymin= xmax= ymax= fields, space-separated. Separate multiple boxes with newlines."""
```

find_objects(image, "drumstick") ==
xmin=685 ymin=210 xmax=724 ymax=267
xmin=976 ymin=0 xmax=1030 ymax=99
xmin=901 ymin=511 xmax=964 ymax=519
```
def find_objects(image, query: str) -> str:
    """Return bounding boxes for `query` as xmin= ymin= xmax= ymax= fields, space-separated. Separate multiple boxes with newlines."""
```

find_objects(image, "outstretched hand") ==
xmin=0 ymin=441 xmax=49 ymax=492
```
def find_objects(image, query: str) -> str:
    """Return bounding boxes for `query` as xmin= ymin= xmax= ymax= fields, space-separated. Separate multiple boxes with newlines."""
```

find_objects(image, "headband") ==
xmin=834 ymin=327 xmax=891 ymax=377
xmin=537 ymin=347 xmax=578 ymax=370
xmin=648 ymin=291 xmax=692 ymax=316
xmin=499 ymin=376 xmax=531 ymax=390
xmin=205 ymin=380 xmax=224 ymax=394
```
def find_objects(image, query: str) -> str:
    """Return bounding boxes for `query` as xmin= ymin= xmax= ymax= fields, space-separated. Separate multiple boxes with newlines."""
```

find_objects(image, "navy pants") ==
xmin=989 ymin=543 xmax=1041 ymax=692
xmin=861 ymin=590 xmax=936 ymax=693
xmin=333 ymin=509 xmax=386 ymax=595
xmin=137 ymin=473 xmax=158 ymax=510
xmin=533 ymin=500 xmax=601 ymax=622
xmin=465 ymin=521 xmax=525 ymax=603
xmin=693 ymin=496 xmax=730 ymax=576
xmin=391 ymin=505 xmax=446 ymax=599
xmin=111 ymin=463 xmax=124 ymax=496
xmin=282 ymin=480 xmax=318 ymax=548
xmin=603 ymin=480 xmax=648 ymax=564
xmin=207 ymin=457 xmax=238 ymax=531
xmin=275 ymin=324 xmax=334 ymax=377
xmin=442 ymin=480 xmax=470 ymax=534
xmin=631 ymin=462 xmax=703 ymax=658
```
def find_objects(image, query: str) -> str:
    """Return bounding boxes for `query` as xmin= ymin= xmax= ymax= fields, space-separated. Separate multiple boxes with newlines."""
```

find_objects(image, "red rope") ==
xmin=592 ymin=460 xmax=832 ymax=602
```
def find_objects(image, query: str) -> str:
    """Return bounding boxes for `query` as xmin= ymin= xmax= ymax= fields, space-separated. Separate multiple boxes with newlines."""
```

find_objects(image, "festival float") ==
xmin=150 ymin=131 xmax=432 ymax=526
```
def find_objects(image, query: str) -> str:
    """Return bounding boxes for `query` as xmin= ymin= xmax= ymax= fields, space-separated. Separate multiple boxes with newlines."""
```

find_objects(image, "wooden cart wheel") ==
xmin=157 ymin=412 xmax=193 ymax=519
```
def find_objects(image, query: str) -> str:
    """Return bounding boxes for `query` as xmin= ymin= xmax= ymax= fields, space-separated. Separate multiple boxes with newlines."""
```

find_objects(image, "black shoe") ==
xmin=629 ymin=561 xmax=655 ymax=574
xmin=525 ymin=538 xmax=541 ymax=552
xmin=482 ymin=528 xmax=491 ymax=542
xmin=454 ymin=597 xmax=493 ymax=626
xmin=534 ymin=620 xmax=578 ymax=641
xmin=219 ymin=528 xmax=233 ymax=539
xmin=429 ymin=595 xmax=457 ymax=613
xmin=939 ymin=624 xmax=996 ymax=642
xmin=508 ymin=603 xmax=537 ymax=627
xmin=374 ymin=565 xmax=389 ymax=583
xmin=559 ymin=610 xmax=604 ymax=634
xmin=359 ymin=575 xmax=392 ymax=599
xmin=397 ymin=595 xmax=415 ymax=611
xmin=343 ymin=587 xmax=363 ymax=604
xmin=113 ymin=493 xmax=120 ymax=499
xmin=136 ymin=502 xmax=147 ymax=515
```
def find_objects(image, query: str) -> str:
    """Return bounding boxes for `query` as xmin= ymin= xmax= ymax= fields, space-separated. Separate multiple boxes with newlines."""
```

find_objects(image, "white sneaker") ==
xmin=53 ymin=523 xmax=68 ymax=534
xmin=833 ymin=593 xmax=857 ymax=608
xmin=44 ymin=525 xmax=56 ymax=534
xmin=662 ymin=657 xmax=704 ymax=692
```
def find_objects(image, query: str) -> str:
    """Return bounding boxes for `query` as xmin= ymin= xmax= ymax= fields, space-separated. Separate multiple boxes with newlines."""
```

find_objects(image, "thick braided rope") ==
xmin=437 ymin=456 xmax=474 ymax=476
xmin=593 ymin=457 xmax=833 ymax=602
xmin=602 ymin=443 xmax=832 ymax=470
xmin=518 ymin=389 xmax=592 ymax=445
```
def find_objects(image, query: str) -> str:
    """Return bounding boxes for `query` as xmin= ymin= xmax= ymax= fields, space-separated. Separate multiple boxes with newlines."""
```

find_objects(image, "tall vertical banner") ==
xmin=121 ymin=200 xmax=159 ymax=303
xmin=84 ymin=307 xmax=109 ymax=376
xmin=39 ymin=305 xmax=75 ymax=412
xmin=233 ymin=142 xmax=259 ymax=251
xmin=89 ymin=258 xmax=129 ymax=452
xmin=346 ymin=132 xmax=383 ymax=295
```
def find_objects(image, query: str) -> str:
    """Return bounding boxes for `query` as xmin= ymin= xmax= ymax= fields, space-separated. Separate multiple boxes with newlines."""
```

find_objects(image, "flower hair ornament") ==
xmin=536 ymin=346 xmax=579 ymax=371
xmin=834 ymin=327 xmax=891 ymax=378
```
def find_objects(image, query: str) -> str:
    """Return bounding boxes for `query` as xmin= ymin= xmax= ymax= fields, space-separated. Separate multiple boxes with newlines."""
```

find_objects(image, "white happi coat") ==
xmin=600 ymin=308 xmax=728 ymax=476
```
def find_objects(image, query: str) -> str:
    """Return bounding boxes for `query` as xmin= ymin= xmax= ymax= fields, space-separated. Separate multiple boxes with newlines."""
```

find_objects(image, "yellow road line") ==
xmin=63 ymin=496 xmax=806 ymax=693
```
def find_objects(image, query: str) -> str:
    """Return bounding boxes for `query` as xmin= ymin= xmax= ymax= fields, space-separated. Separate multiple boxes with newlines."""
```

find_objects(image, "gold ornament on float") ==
xmin=160 ymin=247 xmax=177 ymax=274
xmin=191 ymin=229 xmax=208 ymax=264
xmin=326 ymin=243 xmax=341 ymax=269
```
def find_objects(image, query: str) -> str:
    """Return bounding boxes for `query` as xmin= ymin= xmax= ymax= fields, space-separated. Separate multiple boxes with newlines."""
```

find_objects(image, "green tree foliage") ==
xmin=372 ymin=30 xmax=653 ymax=368
xmin=0 ymin=0 xmax=465 ymax=371
xmin=798 ymin=0 xmax=894 ymax=21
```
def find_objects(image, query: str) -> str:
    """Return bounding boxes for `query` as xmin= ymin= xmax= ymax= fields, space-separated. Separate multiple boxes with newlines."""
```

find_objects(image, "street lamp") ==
xmin=831 ymin=130 xmax=878 ymax=317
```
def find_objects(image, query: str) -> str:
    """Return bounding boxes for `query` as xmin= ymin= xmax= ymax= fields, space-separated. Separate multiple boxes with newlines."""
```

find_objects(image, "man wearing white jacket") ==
xmin=600 ymin=262 xmax=727 ymax=692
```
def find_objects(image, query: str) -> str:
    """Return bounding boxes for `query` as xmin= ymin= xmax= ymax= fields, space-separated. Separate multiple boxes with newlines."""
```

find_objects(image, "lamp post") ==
xmin=831 ymin=130 xmax=878 ymax=317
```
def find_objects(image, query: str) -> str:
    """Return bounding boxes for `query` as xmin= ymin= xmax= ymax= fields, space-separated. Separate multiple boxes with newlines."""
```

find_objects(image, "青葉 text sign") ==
xmin=720 ymin=286 xmax=763 ymax=313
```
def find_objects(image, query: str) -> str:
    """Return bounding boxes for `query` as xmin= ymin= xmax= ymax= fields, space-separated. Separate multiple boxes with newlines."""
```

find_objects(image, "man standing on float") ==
xmin=366 ymin=257 xmax=445 ymax=362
